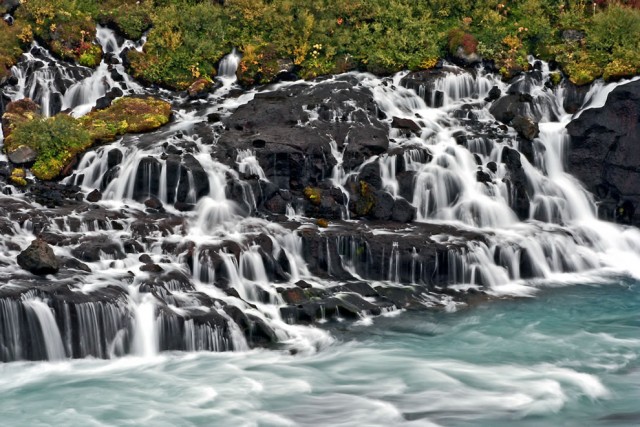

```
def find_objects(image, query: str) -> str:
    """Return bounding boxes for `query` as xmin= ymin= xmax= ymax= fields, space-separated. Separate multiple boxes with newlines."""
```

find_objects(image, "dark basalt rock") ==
xmin=563 ymin=81 xmax=591 ymax=114
xmin=86 ymin=189 xmax=102 ymax=202
xmin=391 ymin=116 xmax=421 ymax=134
xmin=485 ymin=86 xmax=501 ymax=102
xmin=71 ymin=235 xmax=126 ymax=262
xmin=215 ymin=77 xmax=389 ymax=189
xmin=298 ymin=220 xmax=487 ymax=285
xmin=17 ymin=238 xmax=59 ymax=275
xmin=511 ymin=115 xmax=539 ymax=141
xmin=501 ymin=146 xmax=530 ymax=219
xmin=566 ymin=79 xmax=640 ymax=225
xmin=476 ymin=170 xmax=492 ymax=184
xmin=7 ymin=145 xmax=37 ymax=165
xmin=391 ymin=198 xmax=416 ymax=223
xmin=490 ymin=94 xmax=535 ymax=124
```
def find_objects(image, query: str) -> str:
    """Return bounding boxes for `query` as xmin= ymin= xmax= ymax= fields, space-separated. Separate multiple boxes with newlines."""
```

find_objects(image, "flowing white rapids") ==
xmin=360 ymin=68 xmax=640 ymax=287
xmin=2 ymin=30 xmax=640 ymax=363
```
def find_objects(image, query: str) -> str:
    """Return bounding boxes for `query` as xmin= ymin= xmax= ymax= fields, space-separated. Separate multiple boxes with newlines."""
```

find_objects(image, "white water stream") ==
xmin=1 ymin=27 xmax=640 ymax=361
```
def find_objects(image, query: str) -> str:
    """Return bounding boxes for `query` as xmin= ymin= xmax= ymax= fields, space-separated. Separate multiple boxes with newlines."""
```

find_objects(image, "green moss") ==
xmin=303 ymin=187 xmax=322 ymax=206
xmin=95 ymin=1 xmax=152 ymax=40
xmin=4 ymin=115 xmax=92 ymax=180
xmin=9 ymin=168 xmax=27 ymax=187
xmin=78 ymin=44 xmax=102 ymax=68
xmin=80 ymin=96 xmax=171 ymax=142
xmin=3 ymin=96 xmax=170 ymax=180
xmin=549 ymin=72 xmax=562 ymax=86
xmin=0 ymin=21 xmax=32 ymax=82
xmin=15 ymin=0 xmax=102 ymax=66
xmin=4 ymin=0 xmax=640 ymax=89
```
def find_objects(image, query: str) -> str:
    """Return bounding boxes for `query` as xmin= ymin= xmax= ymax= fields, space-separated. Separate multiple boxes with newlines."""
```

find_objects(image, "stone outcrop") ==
xmin=566 ymin=80 xmax=640 ymax=225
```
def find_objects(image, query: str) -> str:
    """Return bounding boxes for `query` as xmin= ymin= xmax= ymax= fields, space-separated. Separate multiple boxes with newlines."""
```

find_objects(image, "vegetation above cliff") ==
xmin=2 ymin=0 xmax=640 ymax=88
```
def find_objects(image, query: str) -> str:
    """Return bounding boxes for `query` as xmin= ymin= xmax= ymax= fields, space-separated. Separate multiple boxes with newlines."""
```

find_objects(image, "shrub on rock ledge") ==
xmin=4 ymin=114 xmax=92 ymax=180
xmin=2 ymin=96 xmax=171 ymax=180
xmin=81 ymin=96 xmax=172 ymax=142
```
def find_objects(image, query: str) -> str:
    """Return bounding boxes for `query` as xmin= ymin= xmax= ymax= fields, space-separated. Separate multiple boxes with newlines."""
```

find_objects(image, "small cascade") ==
xmin=23 ymin=299 xmax=66 ymax=360
xmin=62 ymin=26 xmax=143 ymax=116
xmin=217 ymin=48 xmax=241 ymax=79
xmin=4 ymin=45 xmax=91 ymax=117
xmin=132 ymin=296 xmax=158 ymax=357
xmin=430 ymin=67 xmax=496 ymax=107
xmin=236 ymin=149 xmax=267 ymax=180
xmin=4 ymin=26 xmax=143 ymax=119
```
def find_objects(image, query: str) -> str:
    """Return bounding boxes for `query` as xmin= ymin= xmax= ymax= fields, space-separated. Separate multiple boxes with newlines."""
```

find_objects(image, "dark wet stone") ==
xmin=7 ymin=145 xmax=37 ymax=165
xmin=86 ymin=189 xmax=102 ymax=203
xmin=17 ymin=238 xmax=59 ymax=275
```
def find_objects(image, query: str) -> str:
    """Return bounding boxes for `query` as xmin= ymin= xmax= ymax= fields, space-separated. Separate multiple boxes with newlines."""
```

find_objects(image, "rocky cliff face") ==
xmin=567 ymin=80 xmax=640 ymax=225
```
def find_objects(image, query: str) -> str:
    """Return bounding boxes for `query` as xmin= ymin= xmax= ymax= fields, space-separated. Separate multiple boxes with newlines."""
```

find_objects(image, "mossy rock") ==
xmin=1 ymin=98 xmax=40 ymax=138
xmin=81 ymin=96 xmax=172 ymax=142
xmin=78 ymin=44 xmax=103 ymax=68
xmin=187 ymin=78 xmax=214 ymax=97
xmin=603 ymin=59 xmax=638 ymax=82
xmin=4 ymin=114 xmax=92 ymax=181
xmin=549 ymin=72 xmax=562 ymax=87
xmin=303 ymin=187 xmax=323 ymax=206
xmin=9 ymin=167 xmax=27 ymax=187
xmin=4 ymin=96 xmax=170 ymax=181
xmin=316 ymin=218 xmax=329 ymax=228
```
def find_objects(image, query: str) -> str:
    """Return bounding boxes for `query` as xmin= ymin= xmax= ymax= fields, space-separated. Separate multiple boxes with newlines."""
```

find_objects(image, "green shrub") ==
xmin=5 ymin=115 xmax=92 ymax=180
xmin=3 ymin=96 xmax=171 ymax=180
xmin=0 ymin=21 xmax=32 ymax=82
xmin=15 ymin=0 xmax=102 ymax=66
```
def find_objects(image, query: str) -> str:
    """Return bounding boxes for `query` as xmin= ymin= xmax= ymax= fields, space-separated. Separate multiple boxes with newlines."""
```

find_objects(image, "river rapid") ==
xmin=1 ymin=278 xmax=638 ymax=427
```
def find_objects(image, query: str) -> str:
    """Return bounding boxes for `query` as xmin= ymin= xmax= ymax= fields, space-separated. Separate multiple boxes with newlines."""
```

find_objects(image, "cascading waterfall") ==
xmin=3 ymin=32 xmax=640 ymax=364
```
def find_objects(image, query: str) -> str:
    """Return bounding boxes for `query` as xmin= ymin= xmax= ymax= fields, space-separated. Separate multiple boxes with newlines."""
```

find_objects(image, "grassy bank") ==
xmin=2 ymin=1 xmax=640 ymax=88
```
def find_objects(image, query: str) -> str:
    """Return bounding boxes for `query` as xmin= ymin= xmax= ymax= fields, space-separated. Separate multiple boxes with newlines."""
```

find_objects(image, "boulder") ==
xmin=17 ymin=238 xmax=59 ymax=275
xmin=1 ymin=98 xmax=40 ymax=138
xmin=485 ymin=86 xmax=501 ymax=102
xmin=391 ymin=116 xmax=421 ymax=134
xmin=566 ymin=79 xmax=640 ymax=225
xmin=511 ymin=115 xmax=539 ymax=141
xmin=7 ymin=145 xmax=37 ymax=165
xmin=391 ymin=198 xmax=416 ymax=223
xmin=86 ymin=189 xmax=102 ymax=202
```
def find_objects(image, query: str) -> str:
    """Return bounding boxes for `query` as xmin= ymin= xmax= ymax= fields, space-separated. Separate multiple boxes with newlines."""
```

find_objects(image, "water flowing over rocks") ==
xmin=2 ymin=30 xmax=640 ymax=362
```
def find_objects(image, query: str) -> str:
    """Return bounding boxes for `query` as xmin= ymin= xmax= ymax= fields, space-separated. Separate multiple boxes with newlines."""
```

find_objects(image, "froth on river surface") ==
xmin=0 ymin=280 xmax=638 ymax=426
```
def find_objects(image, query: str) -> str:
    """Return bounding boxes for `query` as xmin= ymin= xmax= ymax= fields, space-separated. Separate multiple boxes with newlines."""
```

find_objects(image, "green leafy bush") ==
xmin=5 ymin=114 xmax=92 ymax=180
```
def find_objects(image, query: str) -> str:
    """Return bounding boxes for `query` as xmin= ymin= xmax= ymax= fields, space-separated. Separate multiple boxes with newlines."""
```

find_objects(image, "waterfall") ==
xmin=3 ymin=36 xmax=640 ymax=363
xmin=23 ymin=300 xmax=66 ymax=361
xmin=217 ymin=48 xmax=241 ymax=79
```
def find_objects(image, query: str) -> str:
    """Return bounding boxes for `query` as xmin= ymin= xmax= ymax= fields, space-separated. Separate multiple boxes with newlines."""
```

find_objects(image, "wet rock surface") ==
xmin=17 ymin=238 xmax=59 ymax=275
xmin=567 ymin=80 xmax=640 ymax=225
